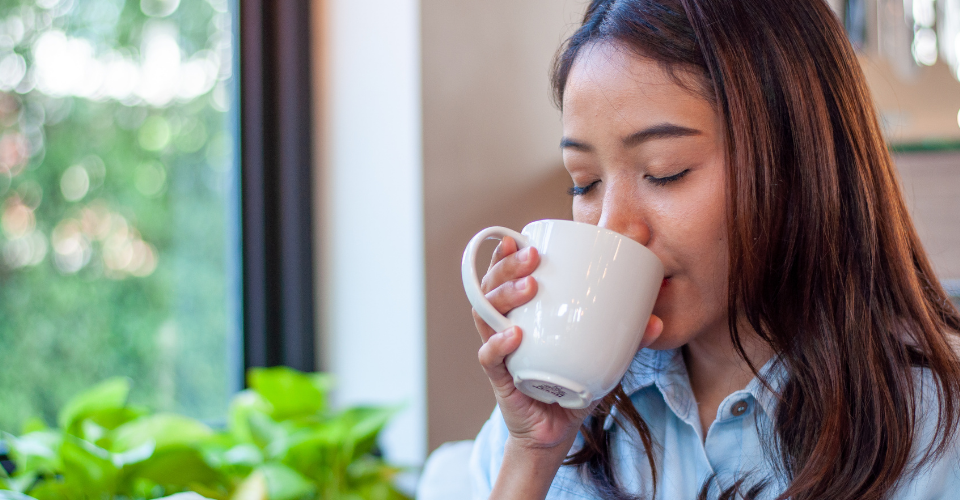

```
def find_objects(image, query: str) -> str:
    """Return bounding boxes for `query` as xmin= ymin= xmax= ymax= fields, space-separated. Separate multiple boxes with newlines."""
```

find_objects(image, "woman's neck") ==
xmin=682 ymin=323 xmax=774 ymax=439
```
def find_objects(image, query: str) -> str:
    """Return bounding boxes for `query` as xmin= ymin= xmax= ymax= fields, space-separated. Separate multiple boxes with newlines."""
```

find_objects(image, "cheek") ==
xmin=659 ymin=174 xmax=727 ymax=253
xmin=572 ymin=199 xmax=601 ymax=224
xmin=677 ymin=187 xmax=728 ymax=296
xmin=651 ymin=179 xmax=730 ymax=341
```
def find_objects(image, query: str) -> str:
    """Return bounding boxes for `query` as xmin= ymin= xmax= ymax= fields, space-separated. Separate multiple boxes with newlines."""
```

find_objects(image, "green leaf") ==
xmin=110 ymin=414 xmax=213 ymax=453
xmin=280 ymin=429 xmax=338 ymax=479
xmin=349 ymin=481 xmax=412 ymax=500
xmin=258 ymin=463 xmax=315 ymax=500
xmin=347 ymin=481 xmax=411 ymax=500
xmin=21 ymin=480 xmax=75 ymax=500
xmin=345 ymin=456 xmax=391 ymax=483
xmin=57 ymin=378 xmax=131 ymax=433
xmin=2 ymin=471 xmax=39 ymax=495
xmin=230 ymin=470 xmax=267 ymax=500
xmin=80 ymin=420 xmax=107 ymax=445
xmin=0 ymin=491 xmax=39 ymax=500
xmin=308 ymin=374 xmax=334 ymax=399
xmin=346 ymin=407 xmax=395 ymax=441
xmin=228 ymin=390 xmax=272 ymax=444
xmin=201 ymin=441 xmax=263 ymax=480
xmin=4 ymin=431 xmax=60 ymax=477
xmin=87 ymin=407 xmax=149 ymax=433
xmin=127 ymin=477 xmax=162 ymax=499
xmin=222 ymin=443 xmax=264 ymax=467
xmin=119 ymin=446 xmax=223 ymax=491
xmin=59 ymin=435 xmax=118 ymax=494
xmin=19 ymin=419 xmax=47 ymax=435
xmin=248 ymin=368 xmax=326 ymax=420
xmin=111 ymin=440 xmax=155 ymax=468
xmin=337 ymin=406 xmax=397 ymax=460
xmin=246 ymin=413 xmax=287 ymax=455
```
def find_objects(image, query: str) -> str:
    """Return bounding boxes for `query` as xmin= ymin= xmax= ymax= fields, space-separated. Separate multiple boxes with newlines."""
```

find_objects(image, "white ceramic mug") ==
xmin=462 ymin=219 xmax=664 ymax=409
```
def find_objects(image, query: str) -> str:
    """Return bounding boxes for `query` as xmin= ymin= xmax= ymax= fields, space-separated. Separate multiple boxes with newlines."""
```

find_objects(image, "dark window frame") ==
xmin=239 ymin=0 xmax=316 ymax=375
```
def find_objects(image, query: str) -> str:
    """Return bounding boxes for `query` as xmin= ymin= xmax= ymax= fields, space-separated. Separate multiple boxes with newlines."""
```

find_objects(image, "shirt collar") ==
xmin=606 ymin=347 xmax=788 ymax=429
xmin=745 ymin=354 xmax=787 ymax=418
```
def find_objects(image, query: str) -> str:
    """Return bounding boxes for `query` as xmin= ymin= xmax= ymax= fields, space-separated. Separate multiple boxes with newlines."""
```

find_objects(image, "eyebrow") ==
xmin=560 ymin=123 xmax=702 ymax=151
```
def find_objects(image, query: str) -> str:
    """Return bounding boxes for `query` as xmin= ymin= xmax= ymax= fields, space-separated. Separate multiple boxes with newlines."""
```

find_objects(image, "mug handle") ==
xmin=461 ymin=226 xmax=531 ymax=333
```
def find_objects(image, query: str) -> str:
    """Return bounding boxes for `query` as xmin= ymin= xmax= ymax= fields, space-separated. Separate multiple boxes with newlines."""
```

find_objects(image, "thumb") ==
xmin=478 ymin=326 xmax=523 ymax=393
xmin=639 ymin=314 xmax=663 ymax=349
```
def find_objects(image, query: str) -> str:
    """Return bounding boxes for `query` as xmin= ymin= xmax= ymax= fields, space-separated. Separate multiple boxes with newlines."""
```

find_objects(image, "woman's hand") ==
xmin=473 ymin=236 xmax=663 ymax=499
xmin=472 ymin=236 xmax=595 ymax=450
xmin=473 ymin=236 xmax=664 ymax=444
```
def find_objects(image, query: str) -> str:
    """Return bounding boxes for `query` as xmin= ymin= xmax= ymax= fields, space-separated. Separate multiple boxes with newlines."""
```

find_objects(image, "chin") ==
xmin=645 ymin=331 xmax=690 ymax=351
xmin=644 ymin=310 xmax=697 ymax=351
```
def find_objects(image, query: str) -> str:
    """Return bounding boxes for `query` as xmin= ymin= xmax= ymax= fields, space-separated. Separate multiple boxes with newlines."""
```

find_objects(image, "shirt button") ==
xmin=731 ymin=400 xmax=749 ymax=417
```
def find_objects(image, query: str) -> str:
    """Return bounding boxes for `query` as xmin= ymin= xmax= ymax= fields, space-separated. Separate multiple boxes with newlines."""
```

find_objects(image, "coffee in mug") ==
xmin=462 ymin=219 xmax=663 ymax=409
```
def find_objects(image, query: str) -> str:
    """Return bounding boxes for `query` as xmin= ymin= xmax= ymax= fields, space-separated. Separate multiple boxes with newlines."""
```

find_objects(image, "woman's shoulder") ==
xmin=891 ymin=364 xmax=960 ymax=497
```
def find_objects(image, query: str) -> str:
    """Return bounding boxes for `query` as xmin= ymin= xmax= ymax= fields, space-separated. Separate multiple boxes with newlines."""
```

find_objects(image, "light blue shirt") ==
xmin=469 ymin=348 xmax=960 ymax=499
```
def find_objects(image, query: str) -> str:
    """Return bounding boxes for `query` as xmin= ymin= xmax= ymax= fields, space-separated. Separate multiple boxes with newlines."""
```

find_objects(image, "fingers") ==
xmin=639 ymin=314 xmax=664 ymax=349
xmin=481 ymin=240 xmax=539 ymax=295
xmin=472 ymin=238 xmax=540 ymax=342
xmin=481 ymin=243 xmax=539 ymax=314
xmin=472 ymin=275 xmax=537 ymax=342
xmin=488 ymin=235 xmax=518 ymax=271
xmin=486 ymin=273 xmax=538 ymax=315
xmin=478 ymin=326 xmax=523 ymax=394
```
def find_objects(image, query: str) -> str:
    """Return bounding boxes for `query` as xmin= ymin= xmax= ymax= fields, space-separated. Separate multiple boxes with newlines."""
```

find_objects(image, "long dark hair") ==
xmin=552 ymin=1 xmax=960 ymax=499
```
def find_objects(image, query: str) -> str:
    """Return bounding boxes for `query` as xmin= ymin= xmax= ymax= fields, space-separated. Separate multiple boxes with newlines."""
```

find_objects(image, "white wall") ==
xmin=317 ymin=0 xmax=426 ymax=466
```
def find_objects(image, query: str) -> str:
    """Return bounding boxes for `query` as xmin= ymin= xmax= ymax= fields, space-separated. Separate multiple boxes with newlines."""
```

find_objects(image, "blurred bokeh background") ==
xmin=0 ymin=0 xmax=238 ymax=434
xmin=0 ymin=0 xmax=956 ymax=470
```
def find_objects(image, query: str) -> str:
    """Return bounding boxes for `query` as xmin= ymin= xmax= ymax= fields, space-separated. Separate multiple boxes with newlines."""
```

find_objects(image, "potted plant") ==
xmin=0 ymin=367 xmax=412 ymax=500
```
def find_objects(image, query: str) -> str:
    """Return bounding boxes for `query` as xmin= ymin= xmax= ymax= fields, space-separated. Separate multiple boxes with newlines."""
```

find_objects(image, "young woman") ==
xmin=468 ymin=1 xmax=960 ymax=499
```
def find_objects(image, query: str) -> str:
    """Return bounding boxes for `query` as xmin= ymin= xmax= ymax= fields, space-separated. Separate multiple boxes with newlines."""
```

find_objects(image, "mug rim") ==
xmin=524 ymin=219 xmax=657 ymax=259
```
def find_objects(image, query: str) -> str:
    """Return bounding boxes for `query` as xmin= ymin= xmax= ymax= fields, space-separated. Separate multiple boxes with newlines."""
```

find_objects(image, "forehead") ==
xmin=562 ymin=42 xmax=714 ymax=134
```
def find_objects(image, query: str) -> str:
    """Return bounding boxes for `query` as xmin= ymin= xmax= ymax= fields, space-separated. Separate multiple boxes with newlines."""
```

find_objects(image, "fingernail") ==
xmin=517 ymin=248 xmax=530 ymax=262
xmin=503 ymin=327 xmax=516 ymax=339
xmin=515 ymin=277 xmax=527 ymax=290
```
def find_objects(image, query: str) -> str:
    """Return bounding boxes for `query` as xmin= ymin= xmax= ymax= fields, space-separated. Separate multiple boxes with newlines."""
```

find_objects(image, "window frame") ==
xmin=239 ymin=0 xmax=317 ymax=375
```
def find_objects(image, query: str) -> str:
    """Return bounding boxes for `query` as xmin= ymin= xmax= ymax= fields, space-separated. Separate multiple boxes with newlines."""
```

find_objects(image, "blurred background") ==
xmin=0 ymin=0 xmax=240 ymax=435
xmin=0 ymin=0 xmax=956 ymax=471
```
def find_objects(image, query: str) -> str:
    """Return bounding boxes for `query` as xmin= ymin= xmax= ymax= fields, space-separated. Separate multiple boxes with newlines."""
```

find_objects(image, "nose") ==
xmin=596 ymin=184 xmax=651 ymax=246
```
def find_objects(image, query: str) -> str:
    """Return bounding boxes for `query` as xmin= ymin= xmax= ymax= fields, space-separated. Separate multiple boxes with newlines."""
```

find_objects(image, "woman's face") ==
xmin=562 ymin=42 xmax=729 ymax=350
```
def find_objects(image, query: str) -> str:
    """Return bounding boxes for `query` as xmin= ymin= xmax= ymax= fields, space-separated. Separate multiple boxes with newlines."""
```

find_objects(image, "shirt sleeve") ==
xmin=890 ymin=429 xmax=960 ymax=499
xmin=469 ymin=405 xmax=509 ymax=500
xmin=891 ymin=368 xmax=960 ymax=499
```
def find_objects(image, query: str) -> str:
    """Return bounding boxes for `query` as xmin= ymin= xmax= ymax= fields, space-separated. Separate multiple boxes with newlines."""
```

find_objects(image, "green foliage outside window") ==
xmin=0 ymin=0 xmax=238 ymax=430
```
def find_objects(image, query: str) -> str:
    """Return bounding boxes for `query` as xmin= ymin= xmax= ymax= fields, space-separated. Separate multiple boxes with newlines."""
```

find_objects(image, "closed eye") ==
xmin=646 ymin=169 xmax=689 ymax=186
xmin=568 ymin=180 xmax=599 ymax=196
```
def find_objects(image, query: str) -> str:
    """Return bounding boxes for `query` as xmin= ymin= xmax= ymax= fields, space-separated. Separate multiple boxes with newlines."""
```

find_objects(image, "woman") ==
xmin=468 ymin=1 xmax=960 ymax=499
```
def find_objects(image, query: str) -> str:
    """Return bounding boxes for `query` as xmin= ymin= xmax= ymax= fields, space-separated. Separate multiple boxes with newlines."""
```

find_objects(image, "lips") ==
xmin=661 ymin=276 xmax=671 ymax=289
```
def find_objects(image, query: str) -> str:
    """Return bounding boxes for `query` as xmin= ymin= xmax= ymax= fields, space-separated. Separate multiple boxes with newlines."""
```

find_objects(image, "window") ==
xmin=0 ymin=0 xmax=242 ymax=430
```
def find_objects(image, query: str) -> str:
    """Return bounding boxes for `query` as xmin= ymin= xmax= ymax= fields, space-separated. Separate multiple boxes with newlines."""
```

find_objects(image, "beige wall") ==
xmin=853 ymin=0 xmax=960 ymax=145
xmin=895 ymin=152 xmax=960 ymax=281
xmin=421 ymin=0 xmax=587 ymax=450
xmin=862 ymin=55 xmax=960 ymax=144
